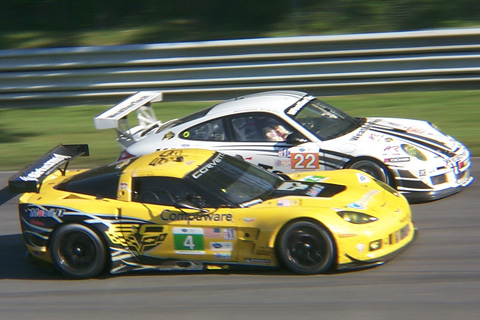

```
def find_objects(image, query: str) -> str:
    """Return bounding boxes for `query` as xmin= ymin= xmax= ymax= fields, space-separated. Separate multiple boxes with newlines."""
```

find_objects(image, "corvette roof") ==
xmin=124 ymin=148 xmax=217 ymax=178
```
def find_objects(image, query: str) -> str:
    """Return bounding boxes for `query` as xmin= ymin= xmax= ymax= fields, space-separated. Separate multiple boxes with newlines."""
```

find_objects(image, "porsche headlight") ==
xmin=337 ymin=211 xmax=378 ymax=224
xmin=401 ymin=144 xmax=427 ymax=161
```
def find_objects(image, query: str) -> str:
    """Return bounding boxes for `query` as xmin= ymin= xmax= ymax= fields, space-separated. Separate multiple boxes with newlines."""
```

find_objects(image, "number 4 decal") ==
xmin=291 ymin=153 xmax=319 ymax=170
xmin=173 ymin=227 xmax=205 ymax=254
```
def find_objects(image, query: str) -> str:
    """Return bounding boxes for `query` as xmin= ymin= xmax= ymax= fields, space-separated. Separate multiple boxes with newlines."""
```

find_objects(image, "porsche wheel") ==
xmin=50 ymin=224 xmax=107 ymax=279
xmin=349 ymin=159 xmax=393 ymax=186
xmin=277 ymin=221 xmax=335 ymax=274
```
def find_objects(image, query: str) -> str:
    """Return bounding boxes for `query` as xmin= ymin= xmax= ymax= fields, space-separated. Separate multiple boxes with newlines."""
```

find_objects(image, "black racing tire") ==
xmin=348 ymin=159 xmax=394 ymax=187
xmin=49 ymin=224 xmax=108 ymax=279
xmin=277 ymin=220 xmax=335 ymax=274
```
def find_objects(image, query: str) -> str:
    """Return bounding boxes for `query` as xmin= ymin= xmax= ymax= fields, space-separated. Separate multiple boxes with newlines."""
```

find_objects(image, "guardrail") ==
xmin=1 ymin=28 xmax=480 ymax=107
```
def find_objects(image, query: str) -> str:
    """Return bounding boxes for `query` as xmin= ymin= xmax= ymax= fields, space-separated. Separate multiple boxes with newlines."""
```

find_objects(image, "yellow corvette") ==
xmin=9 ymin=144 xmax=415 ymax=278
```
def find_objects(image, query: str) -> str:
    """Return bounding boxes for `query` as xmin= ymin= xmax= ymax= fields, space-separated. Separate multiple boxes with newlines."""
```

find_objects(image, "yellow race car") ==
xmin=9 ymin=144 xmax=415 ymax=278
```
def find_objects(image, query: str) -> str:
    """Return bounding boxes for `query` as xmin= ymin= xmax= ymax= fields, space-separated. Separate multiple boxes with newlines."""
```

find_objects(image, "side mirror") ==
xmin=175 ymin=200 xmax=209 ymax=213
xmin=286 ymin=132 xmax=308 ymax=145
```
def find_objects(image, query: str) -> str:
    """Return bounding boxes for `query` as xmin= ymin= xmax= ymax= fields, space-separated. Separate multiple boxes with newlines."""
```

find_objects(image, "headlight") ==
xmin=337 ymin=211 xmax=378 ymax=224
xmin=401 ymin=144 xmax=427 ymax=161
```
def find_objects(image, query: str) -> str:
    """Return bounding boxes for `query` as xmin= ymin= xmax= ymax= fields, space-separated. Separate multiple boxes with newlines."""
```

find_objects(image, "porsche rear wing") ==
xmin=8 ymin=144 xmax=89 ymax=193
xmin=94 ymin=91 xmax=163 ymax=147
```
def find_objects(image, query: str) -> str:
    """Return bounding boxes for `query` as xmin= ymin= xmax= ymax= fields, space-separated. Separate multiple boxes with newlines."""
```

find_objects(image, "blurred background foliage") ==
xmin=1 ymin=0 xmax=479 ymax=49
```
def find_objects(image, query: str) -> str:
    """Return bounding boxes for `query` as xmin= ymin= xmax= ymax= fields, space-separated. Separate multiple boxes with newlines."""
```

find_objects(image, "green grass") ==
xmin=0 ymin=90 xmax=479 ymax=171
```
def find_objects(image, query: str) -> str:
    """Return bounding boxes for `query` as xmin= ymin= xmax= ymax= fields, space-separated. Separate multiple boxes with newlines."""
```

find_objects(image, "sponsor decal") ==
xmin=160 ymin=210 xmax=233 ymax=223
xmin=149 ymin=149 xmax=184 ymax=166
xmin=223 ymin=228 xmax=236 ymax=240
xmin=243 ymin=218 xmax=256 ymax=223
xmin=301 ymin=175 xmax=328 ymax=182
xmin=384 ymin=157 xmax=410 ymax=163
xmin=346 ymin=190 xmax=379 ymax=210
xmin=214 ymin=252 xmax=231 ymax=259
xmin=306 ymin=184 xmax=325 ymax=197
xmin=350 ymin=120 xmax=380 ymax=141
xmin=104 ymin=94 xmax=154 ymax=119
xmin=106 ymin=224 xmax=168 ymax=255
xmin=277 ymin=199 xmax=299 ymax=207
xmin=286 ymin=95 xmax=314 ymax=116
xmin=119 ymin=182 xmax=129 ymax=190
xmin=210 ymin=242 xmax=233 ymax=251
xmin=278 ymin=148 xmax=290 ymax=158
xmin=347 ymin=202 xmax=365 ymax=210
xmin=191 ymin=153 xmax=224 ymax=179
xmin=407 ymin=127 xmax=425 ymax=134
xmin=19 ymin=153 xmax=71 ymax=181
xmin=356 ymin=173 xmax=371 ymax=184
xmin=385 ymin=137 xmax=394 ymax=142
xmin=274 ymin=159 xmax=291 ymax=167
xmin=204 ymin=228 xmax=221 ymax=238
xmin=277 ymin=199 xmax=291 ymax=207
xmin=383 ymin=145 xmax=401 ymax=154
xmin=163 ymin=131 xmax=175 ymax=140
xmin=419 ymin=169 xmax=426 ymax=177
xmin=27 ymin=206 xmax=64 ymax=219
xmin=368 ymin=133 xmax=383 ymax=141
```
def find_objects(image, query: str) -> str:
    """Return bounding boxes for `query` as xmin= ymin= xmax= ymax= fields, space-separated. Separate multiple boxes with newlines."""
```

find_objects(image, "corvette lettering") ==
xmin=160 ymin=210 xmax=233 ymax=222
xmin=192 ymin=153 xmax=224 ymax=179
xmin=19 ymin=153 xmax=71 ymax=181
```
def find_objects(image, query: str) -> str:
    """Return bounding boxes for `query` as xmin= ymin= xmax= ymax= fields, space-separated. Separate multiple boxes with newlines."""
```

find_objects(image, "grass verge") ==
xmin=0 ymin=90 xmax=478 ymax=171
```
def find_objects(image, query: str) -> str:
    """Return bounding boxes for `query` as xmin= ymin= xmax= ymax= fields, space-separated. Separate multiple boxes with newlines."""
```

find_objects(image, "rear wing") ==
xmin=8 ymin=144 xmax=89 ymax=193
xmin=94 ymin=91 xmax=163 ymax=147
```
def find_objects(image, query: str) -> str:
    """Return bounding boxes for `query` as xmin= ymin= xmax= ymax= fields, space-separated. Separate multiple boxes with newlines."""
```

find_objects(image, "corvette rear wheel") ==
xmin=50 ymin=224 xmax=107 ymax=279
xmin=349 ymin=159 xmax=393 ymax=186
xmin=277 ymin=221 xmax=335 ymax=274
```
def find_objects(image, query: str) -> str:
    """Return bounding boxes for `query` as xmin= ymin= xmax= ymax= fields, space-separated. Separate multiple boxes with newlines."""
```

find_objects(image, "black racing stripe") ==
xmin=369 ymin=127 xmax=454 ymax=158
xmin=371 ymin=124 xmax=449 ymax=148
xmin=322 ymin=149 xmax=354 ymax=160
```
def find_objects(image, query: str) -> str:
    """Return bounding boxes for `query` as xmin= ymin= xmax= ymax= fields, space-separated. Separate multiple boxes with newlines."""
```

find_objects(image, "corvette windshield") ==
xmin=288 ymin=99 xmax=363 ymax=140
xmin=186 ymin=152 xmax=283 ymax=206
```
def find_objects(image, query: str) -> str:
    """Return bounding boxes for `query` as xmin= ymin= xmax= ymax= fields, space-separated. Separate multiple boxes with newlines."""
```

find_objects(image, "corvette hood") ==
xmin=350 ymin=117 xmax=458 ymax=154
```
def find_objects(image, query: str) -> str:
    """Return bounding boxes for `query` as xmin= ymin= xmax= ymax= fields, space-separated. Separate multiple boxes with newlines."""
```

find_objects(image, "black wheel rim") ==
xmin=57 ymin=231 xmax=97 ymax=273
xmin=351 ymin=161 xmax=388 ymax=183
xmin=286 ymin=226 xmax=328 ymax=269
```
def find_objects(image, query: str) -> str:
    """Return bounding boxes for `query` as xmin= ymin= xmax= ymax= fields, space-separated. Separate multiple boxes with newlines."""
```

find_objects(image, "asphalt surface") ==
xmin=0 ymin=160 xmax=479 ymax=320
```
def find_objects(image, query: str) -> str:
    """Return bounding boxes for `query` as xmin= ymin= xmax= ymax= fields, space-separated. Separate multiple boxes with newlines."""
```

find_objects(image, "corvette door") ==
xmin=131 ymin=176 xmax=238 ymax=262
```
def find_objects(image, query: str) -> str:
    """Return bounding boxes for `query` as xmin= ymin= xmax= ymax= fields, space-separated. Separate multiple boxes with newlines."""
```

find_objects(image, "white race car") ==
xmin=95 ymin=90 xmax=473 ymax=203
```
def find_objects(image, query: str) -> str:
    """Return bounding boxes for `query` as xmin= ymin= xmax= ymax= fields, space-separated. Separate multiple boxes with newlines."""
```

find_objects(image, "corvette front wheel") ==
xmin=277 ymin=221 xmax=335 ymax=274
xmin=50 ymin=224 xmax=108 ymax=279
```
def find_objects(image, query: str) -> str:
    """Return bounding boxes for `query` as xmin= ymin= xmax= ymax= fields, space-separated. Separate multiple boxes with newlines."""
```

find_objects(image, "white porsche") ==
xmin=95 ymin=90 xmax=473 ymax=203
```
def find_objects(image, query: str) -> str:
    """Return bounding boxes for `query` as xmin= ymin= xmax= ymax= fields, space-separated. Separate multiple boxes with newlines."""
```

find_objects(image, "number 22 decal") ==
xmin=291 ymin=153 xmax=319 ymax=170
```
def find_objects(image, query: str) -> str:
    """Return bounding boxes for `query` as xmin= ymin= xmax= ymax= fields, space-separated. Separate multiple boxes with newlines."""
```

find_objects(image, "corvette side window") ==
xmin=132 ymin=177 xmax=224 ymax=207
xmin=181 ymin=118 xmax=226 ymax=141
